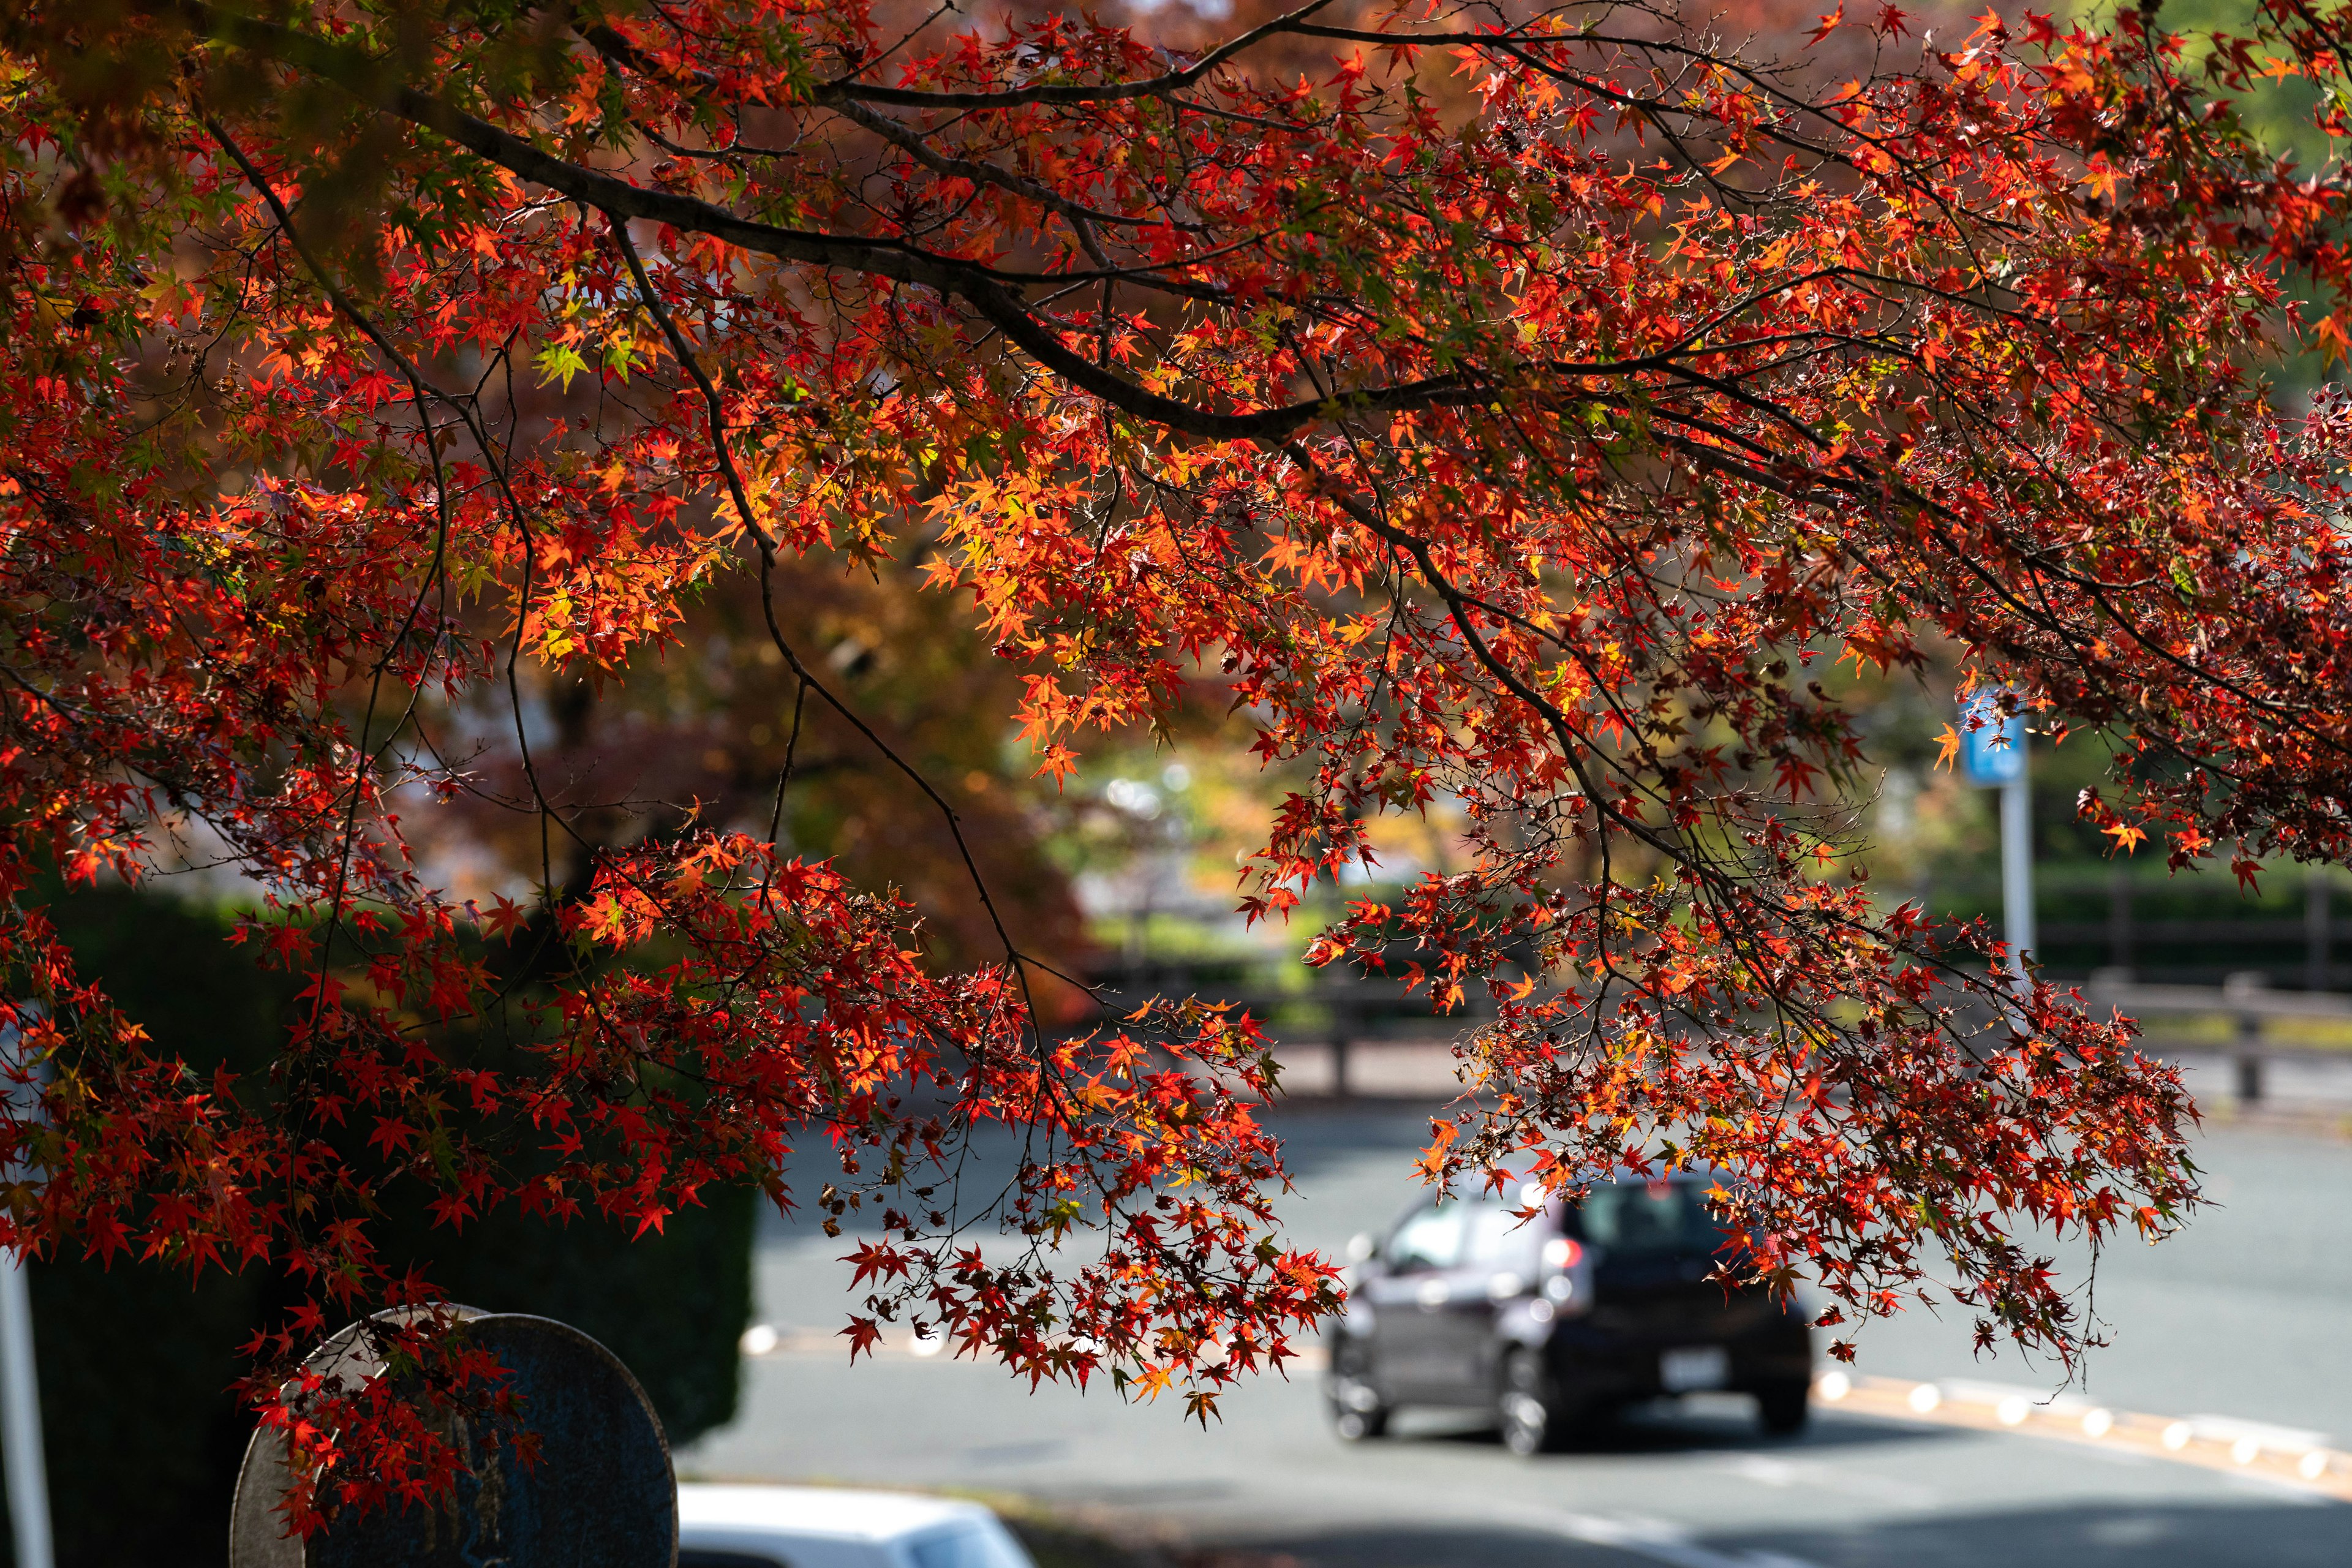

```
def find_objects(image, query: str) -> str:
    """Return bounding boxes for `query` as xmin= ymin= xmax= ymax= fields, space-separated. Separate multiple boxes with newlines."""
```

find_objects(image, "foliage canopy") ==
xmin=8 ymin=0 xmax=2352 ymax=1525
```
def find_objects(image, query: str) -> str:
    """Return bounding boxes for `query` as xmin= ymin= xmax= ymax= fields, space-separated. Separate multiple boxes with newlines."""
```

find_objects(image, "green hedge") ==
xmin=2 ymin=886 xmax=754 ymax=1567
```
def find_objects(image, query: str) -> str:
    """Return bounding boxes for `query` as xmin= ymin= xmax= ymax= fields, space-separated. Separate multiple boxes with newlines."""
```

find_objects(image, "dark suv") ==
xmin=1325 ymin=1174 xmax=1812 ymax=1453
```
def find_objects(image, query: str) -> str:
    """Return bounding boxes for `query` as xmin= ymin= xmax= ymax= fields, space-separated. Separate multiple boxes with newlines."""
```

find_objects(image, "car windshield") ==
xmin=1573 ymin=1180 xmax=1727 ymax=1257
xmin=1384 ymin=1201 xmax=1466 ymax=1272
xmin=905 ymin=1520 xmax=1035 ymax=1568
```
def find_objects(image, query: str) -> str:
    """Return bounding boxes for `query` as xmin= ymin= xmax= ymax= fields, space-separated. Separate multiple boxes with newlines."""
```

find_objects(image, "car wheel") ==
xmin=1756 ymin=1379 xmax=1810 ymax=1437
xmin=1327 ymin=1344 xmax=1391 ymax=1441
xmin=1498 ymin=1347 xmax=1578 ymax=1456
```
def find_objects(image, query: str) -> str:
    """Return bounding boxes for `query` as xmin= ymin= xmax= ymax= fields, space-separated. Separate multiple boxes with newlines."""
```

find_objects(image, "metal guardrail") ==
xmin=2082 ymin=976 xmax=2352 ymax=1022
xmin=2082 ymin=973 xmax=2351 ymax=1102
xmin=1091 ymin=968 xmax=2352 ymax=1102
xmin=1081 ymin=971 xmax=1486 ymax=1098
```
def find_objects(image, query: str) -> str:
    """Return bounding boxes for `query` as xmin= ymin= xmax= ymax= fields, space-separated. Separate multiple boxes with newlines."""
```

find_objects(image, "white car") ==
xmin=677 ymin=1484 xmax=1041 ymax=1568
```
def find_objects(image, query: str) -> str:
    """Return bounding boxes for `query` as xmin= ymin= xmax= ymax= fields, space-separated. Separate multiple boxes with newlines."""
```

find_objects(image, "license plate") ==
xmin=1660 ymin=1346 xmax=1730 ymax=1392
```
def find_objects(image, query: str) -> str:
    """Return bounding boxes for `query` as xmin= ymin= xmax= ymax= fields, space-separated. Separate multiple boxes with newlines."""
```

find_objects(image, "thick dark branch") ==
xmin=179 ymin=5 xmax=1488 ymax=439
xmin=182 ymin=2 xmax=1861 ymax=448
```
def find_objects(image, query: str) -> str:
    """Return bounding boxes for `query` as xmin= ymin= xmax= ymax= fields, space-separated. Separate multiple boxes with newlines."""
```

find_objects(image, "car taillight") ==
xmin=1540 ymin=1237 xmax=1583 ymax=1269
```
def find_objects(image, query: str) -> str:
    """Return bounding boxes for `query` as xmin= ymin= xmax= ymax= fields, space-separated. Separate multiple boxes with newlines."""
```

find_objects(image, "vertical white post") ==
xmin=1962 ymin=688 xmax=2035 ymax=1000
xmin=2000 ymin=759 xmax=2035 ymax=993
xmin=0 ymin=1253 xmax=49 ymax=1568
xmin=0 ymin=1021 xmax=51 ymax=1568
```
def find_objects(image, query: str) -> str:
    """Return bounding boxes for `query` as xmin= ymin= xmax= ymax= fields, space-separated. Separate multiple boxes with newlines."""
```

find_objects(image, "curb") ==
xmin=1815 ymin=1371 xmax=2349 ymax=1499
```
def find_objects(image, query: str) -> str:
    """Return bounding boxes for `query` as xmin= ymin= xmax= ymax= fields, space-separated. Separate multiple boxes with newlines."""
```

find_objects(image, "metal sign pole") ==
xmin=0 ymin=1253 xmax=50 ymax=1568
xmin=1961 ymin=691 xmax=2034 ymax=994
xmin=1999 ymin=756 xmax=2035 ymax=993
xmin=0 ymin=1022 xmax=52 ymax=1568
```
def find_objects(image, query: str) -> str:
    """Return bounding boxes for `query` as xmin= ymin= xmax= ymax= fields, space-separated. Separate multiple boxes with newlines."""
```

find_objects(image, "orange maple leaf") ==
xmin=2315 ymin=314 xmax=2352 ymax=366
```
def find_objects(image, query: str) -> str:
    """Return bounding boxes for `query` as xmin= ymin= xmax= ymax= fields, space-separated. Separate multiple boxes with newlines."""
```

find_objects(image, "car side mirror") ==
xmin=1344 ymin=1231 xmax=1375 ymax=1264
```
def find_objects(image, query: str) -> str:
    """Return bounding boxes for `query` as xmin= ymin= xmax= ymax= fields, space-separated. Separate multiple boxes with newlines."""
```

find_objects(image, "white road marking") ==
xmin=1722 ymin=1456 xmax=1798 ymax=1487
xmin=1716 ymin=1452 xmax=1937 ymax=1506
xmin=1492 ymin=1500 xmax=1828 ymax=1568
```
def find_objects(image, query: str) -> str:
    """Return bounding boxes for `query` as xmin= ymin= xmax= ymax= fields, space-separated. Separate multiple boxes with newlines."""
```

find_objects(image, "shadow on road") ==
xmin=1217 ymin=1497 xmax=2351 ymax=1568
xmin=1740 ymin=1496 xmax=2352 ymax=1568
xmin=1384 ymin=1401 xmax=1953 ymax=1457
xmin=1197 ymin=1523 xmax=1688 ymax=1568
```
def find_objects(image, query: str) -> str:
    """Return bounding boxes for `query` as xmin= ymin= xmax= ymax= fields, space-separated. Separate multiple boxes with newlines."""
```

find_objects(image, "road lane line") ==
xmin=1814 ymin=1372 xmax=2351 ymax=1501
xmin=1490 ymin=1500 xmax=1826 ymax=1568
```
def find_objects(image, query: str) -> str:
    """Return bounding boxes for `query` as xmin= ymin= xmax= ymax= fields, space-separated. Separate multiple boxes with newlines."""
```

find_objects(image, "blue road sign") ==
xmin=1960 ymin=691 xmax=2026 ymax=787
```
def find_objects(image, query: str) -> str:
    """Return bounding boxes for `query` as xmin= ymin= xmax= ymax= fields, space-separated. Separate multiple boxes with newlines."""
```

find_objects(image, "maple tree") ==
xmin=7 ymin=0 xmax=2352 ymax=1525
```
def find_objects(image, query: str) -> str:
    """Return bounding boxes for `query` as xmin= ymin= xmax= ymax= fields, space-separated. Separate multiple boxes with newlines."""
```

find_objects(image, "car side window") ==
xmin=679 ymin=1553 xmax=792 ymax=1568
xmin=904 ymin=1521 xmax=1035 ymax=1568
xmin=1383 ymin=1200 xmax=1464 ymax=1272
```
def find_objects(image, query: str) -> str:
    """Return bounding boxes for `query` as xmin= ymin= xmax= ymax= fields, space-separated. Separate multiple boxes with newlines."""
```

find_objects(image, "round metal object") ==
xmin=229 ymin=1308 xmax=676 ymax=1567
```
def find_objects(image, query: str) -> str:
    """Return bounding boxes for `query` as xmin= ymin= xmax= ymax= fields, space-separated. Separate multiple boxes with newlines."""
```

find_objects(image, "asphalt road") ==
xmin=679 ymin=1107 xmax=2352 ymax=1568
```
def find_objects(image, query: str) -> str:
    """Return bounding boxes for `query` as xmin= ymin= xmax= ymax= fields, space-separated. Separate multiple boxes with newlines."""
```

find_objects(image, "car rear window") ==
xmin=903 ymin=1520 xmax=1033 ymax=1568
xmin=1463 ymin=1199 xmax=1544 ymax=1270
xmin=1571 ymin=1180 xmax=1727 ymax=1257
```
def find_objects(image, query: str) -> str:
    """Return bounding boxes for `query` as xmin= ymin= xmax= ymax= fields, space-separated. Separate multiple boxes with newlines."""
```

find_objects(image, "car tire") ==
xmin=1756 ymin=1379 xmax=1810 ymax=1437
xmin=1498 ymin=1347 xmax=1578 ymax=1456
xmin=1327 ymin=1343 xmax=1391 ymax=1441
